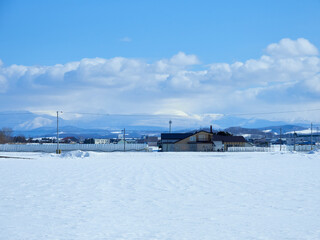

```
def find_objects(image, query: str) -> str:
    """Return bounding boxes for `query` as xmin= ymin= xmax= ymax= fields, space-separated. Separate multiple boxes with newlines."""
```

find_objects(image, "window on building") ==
xmin=190 ymin=136 xmax=196 ymax=142
xmin=198 ymin=134 xmax=207 ymax=141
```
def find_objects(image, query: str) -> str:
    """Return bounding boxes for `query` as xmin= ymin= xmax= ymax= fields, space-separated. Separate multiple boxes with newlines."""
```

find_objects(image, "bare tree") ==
xmin=13 ymin=136 xmax=26 ymax=143
xmin=0 ymin=128 xmax=13 ymax=144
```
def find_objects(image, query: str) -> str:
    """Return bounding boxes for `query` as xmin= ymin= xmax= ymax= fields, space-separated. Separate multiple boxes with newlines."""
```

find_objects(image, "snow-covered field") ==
xmin=1 ymin=151 xmax=320 ymax=239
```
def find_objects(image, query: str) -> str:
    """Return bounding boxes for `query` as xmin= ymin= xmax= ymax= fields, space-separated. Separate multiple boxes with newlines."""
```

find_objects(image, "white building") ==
xmin=94 ymin=139 xmax=110 ymax=144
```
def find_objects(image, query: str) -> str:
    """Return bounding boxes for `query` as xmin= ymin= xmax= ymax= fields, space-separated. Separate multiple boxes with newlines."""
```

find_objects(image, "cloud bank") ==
xmin=0 ymin=38 xmax=319 ymax=123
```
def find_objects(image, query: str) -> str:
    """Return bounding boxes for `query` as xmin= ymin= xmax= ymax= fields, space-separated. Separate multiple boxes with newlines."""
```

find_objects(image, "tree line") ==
xmin=0 ymin=128 xmax=27 ymax=144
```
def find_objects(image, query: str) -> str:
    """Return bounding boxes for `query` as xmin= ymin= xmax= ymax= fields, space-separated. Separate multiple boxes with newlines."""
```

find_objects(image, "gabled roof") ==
xmin=175 ymin=131 xmax=214 ymax=144
xmin=161 ymin=133 xmax=194 ymax=140
xmin=212 ymin=135 xmax=246 ymax=143
xmin=161 ymin=131 xmax=246 ymax=143
xmin=162 ymin=131 xmax=214 ymax=144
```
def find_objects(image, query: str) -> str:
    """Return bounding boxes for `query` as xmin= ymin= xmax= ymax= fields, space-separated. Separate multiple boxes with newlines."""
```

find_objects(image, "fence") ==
xmin=228 ymin=145 xmax=320 ymax=152
xmin=1 ymin=143 xmax=318 ymax=153
xmin=162 ymin=143 xmax=318 ymax=152
xmin=0 ymin=143 xmax=148 ymax=153
xmin=228 ymin=146 xmax=273 ymax=152
xmin=161 ymin=143 xmax=214 ymax=152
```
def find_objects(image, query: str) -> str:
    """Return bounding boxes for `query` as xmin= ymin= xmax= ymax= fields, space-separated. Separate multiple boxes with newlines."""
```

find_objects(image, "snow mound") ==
xmin=59 ymin=150 xmax=90 ymax=158
xmin=307 ymin=149 xmax=320 ymax=155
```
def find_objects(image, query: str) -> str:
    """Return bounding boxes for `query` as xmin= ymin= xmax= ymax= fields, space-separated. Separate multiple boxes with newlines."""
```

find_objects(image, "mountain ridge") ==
xmin=0 ymin=111 xmax=315 ymax=138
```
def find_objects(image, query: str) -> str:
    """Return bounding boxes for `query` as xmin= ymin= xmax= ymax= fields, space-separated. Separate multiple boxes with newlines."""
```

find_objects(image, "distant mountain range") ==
xmin=13 ymin=126 xmax=163 ymax=139
xmin=224 ymin=125 xmax=310 ymax=139
xmin=0 ymin=111 xmax=315 ymax=138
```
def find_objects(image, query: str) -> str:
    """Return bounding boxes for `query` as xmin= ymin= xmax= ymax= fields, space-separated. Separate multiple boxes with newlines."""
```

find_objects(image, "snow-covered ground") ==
xmin=1 ymin=151 xmax=320 ymax=239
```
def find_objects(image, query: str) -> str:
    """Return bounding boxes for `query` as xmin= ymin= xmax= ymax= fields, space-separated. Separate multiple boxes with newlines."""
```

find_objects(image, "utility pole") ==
xmin=56 ymin=111 xmax=62 ymax=154
xmin=310 ymin=123 xmax=313 ymax=151
xmin=294 ymin=131 xmax=296 ymax=151
xmin=169 ymin=120 xmax=172 ymax=133
xmin=280 ymin=128 xmax=282 ymax=151
xmin=317 ymin=127 xmax=319 ymax=144
xmin=123 ymin=128 xmax=126 ymax=152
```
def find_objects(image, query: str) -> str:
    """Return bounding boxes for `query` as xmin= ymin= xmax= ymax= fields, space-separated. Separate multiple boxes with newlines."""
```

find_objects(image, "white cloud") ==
xmin=0 ymin=75 xmax=7 ymax=93
xmin=169 ymin=52 xmax=200 ymax=65
xmin=304 ymin=74 xmax=320 ymax=93
xmin=0 ymin=38 xmax=319 ymax=123
xmin=266 ymin=38 xmax=318 ymax=57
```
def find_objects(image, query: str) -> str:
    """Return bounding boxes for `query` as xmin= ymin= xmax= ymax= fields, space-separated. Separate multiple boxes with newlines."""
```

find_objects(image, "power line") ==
xmin=36 ymin=108 xmax=320 ymax=118
xmin=224 ymin=108 xmax=320 ymax=117
xmin=0 ymin=108 xmax=320 ymax=118
xmin=63 ymin=111 xmax=110 ymax=116
xmin=63 ymin=111 xmax=174 ymax=117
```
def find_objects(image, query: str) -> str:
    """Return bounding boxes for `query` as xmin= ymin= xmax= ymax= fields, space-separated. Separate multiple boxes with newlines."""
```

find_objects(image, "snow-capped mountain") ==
xmin=0 ymin=111 xmax=314 ymax=138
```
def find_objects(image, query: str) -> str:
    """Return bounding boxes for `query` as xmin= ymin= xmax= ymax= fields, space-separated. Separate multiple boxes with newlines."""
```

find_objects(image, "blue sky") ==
xmin=1 ymin=0 xmax=319 ymax=65
xmin=0 ymin=0 xmax=320 ymax=127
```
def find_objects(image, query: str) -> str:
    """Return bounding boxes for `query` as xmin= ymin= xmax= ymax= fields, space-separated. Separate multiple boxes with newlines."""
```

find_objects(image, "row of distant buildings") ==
xmin=58 ymin=128 xmax=248 ymax=152
xmin=28 ymin=125 xmax=319 ymax=152
xmin=160 ymin=130 xmax=320 ymax=152
xmin=247 ymin=134 xmax=320 ymax=147
xmin=57 ymin=135 xmax=159 ymax=146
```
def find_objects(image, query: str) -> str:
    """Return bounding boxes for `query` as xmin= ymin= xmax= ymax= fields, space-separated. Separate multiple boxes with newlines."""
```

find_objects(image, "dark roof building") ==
xmin=160 ymin=130 xmax=247 ymax=152
xmin=212 ymin=135 xmax=246 ymax=143
xmin=161 ymin=133 xmax=194 ymax=142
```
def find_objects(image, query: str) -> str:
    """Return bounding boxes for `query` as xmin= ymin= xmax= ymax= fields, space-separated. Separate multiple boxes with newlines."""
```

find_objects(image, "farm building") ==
xmin=160 ymin=130 xmax=247 ymax=152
